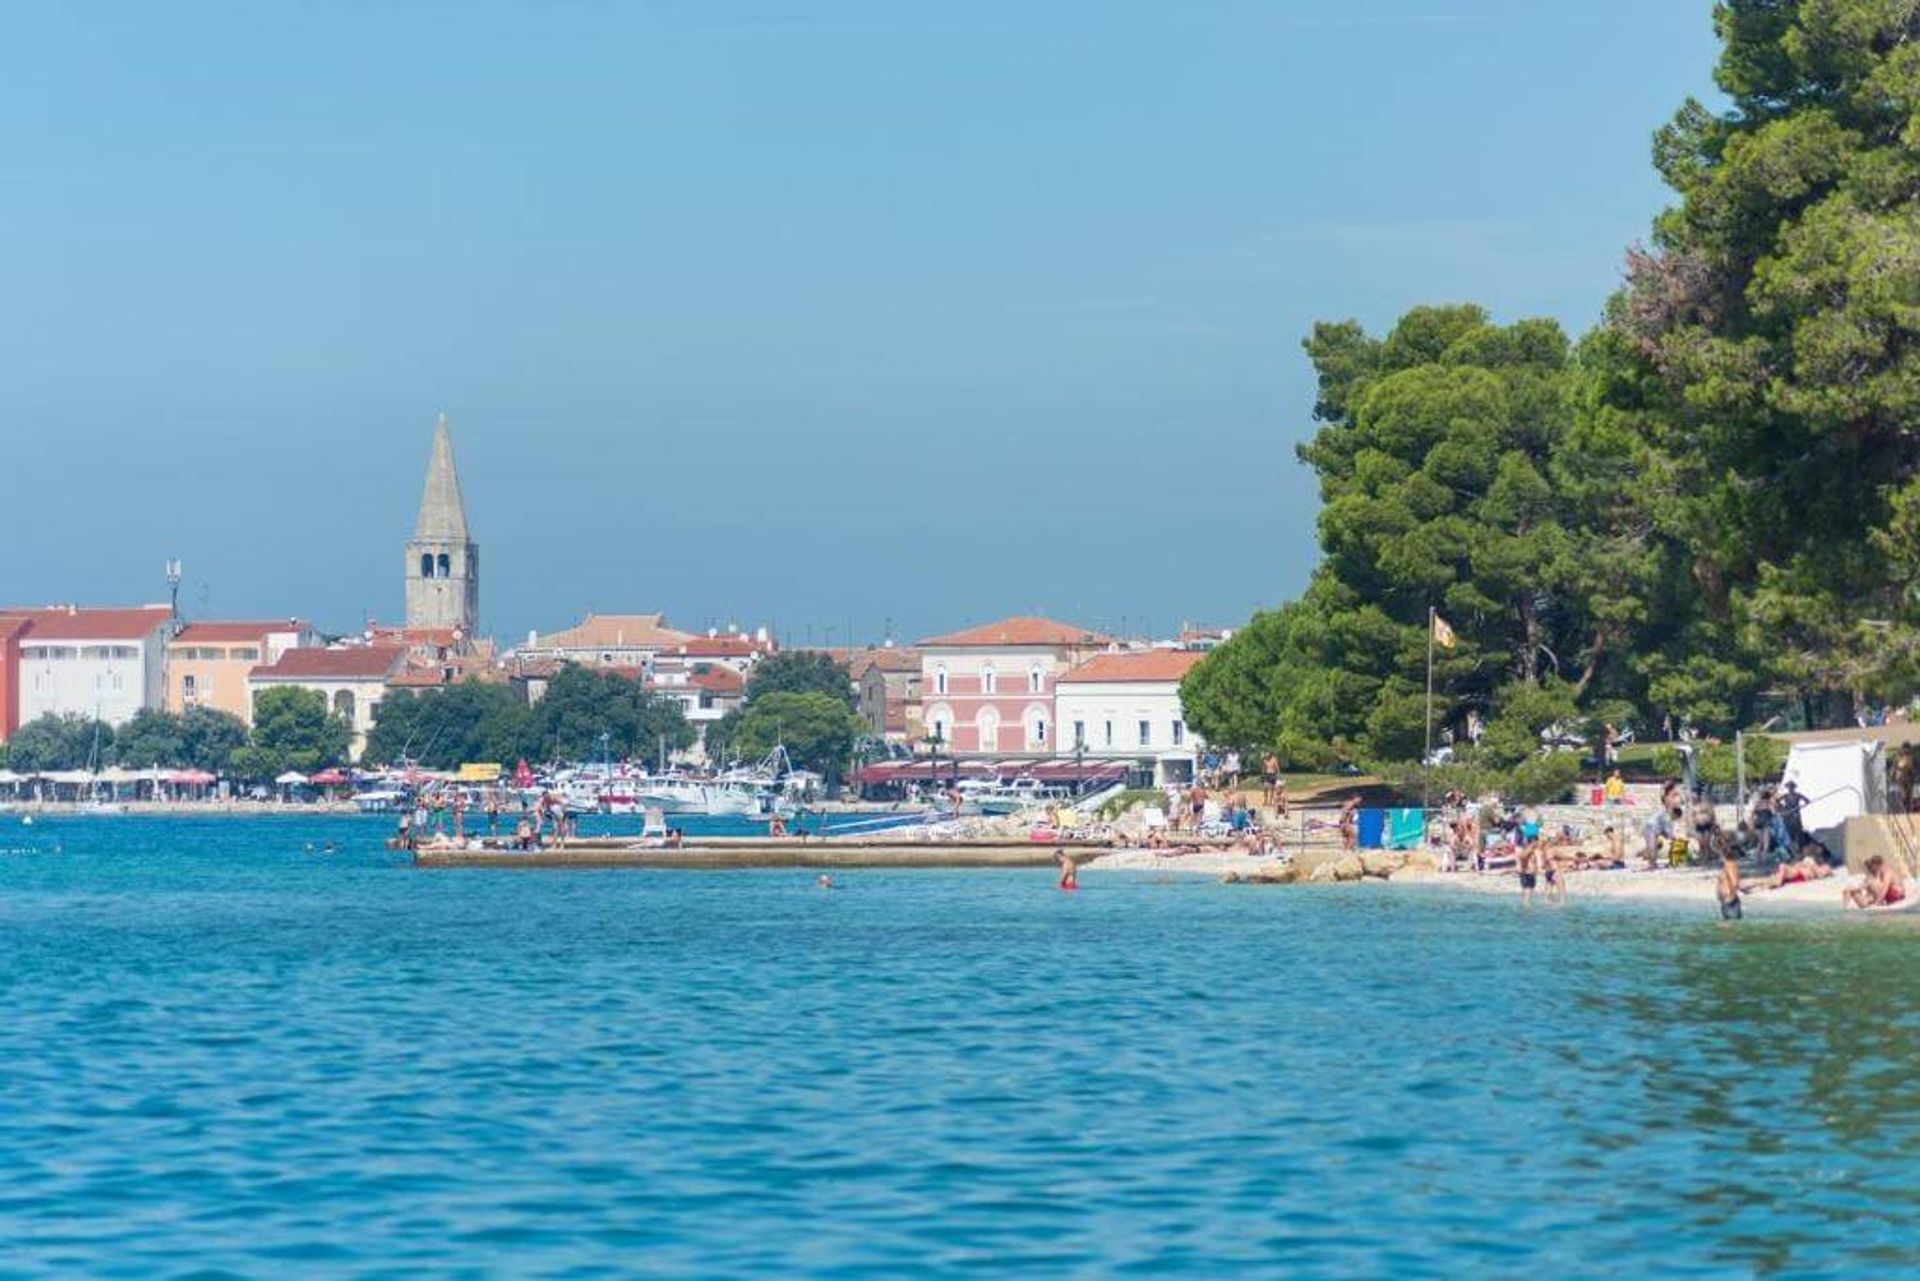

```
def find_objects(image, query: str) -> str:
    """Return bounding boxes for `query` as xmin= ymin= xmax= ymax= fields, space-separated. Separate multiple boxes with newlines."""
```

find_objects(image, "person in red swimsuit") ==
xmin=1056 ymin=848 xmax=1079 ymax=892
xmin=1843 ymin=854 xmax=1911 ymax=909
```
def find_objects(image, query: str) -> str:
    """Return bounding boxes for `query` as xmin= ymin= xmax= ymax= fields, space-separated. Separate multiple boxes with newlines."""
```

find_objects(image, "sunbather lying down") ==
xmin=1754 ymin=855 xmax=1835 ymax=890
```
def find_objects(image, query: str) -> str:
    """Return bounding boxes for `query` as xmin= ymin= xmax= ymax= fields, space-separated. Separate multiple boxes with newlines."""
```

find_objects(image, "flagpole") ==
xmin=1423 ymin=606 xmax=1435 ymax=815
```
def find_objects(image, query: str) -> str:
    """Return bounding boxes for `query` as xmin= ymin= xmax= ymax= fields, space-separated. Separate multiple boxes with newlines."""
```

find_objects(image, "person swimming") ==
xmin=1056 ymin=848 xmax=1078 ymax=892
xmin=816 ymin=874 xmax=834 ymax=890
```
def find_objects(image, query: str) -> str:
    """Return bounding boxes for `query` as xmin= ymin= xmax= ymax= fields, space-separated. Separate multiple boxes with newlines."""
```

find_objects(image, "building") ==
xmin=916 ymin=617 xmax=1114 ymax=756
xmin=855 ymin=646 xmax=923 ymax=743
xmin=517 ymin=613 xmax=696 ymax=670
xmin=404 ymin=413 xmax=480 ymax=639
xmin=166 ymin=620 xmax=318 ymax=724
xmin=647 ymin=661 xmax=747 ymax=760
xmin=247 ymin=646 xmax=408 ymax=761
xmin=1054 ymin=649 xmax=1206 ymax=785
xmin=6 ymin=606 xmax=175 ymax=731
xmin=670 ymin=631 xmax=776 ymax=674
xmin=0 ymin=615 xmax=30 ymax=742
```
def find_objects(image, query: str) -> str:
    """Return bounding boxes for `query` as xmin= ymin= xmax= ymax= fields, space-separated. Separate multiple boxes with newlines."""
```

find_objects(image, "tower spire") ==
xmin=414 ymin=411 xmax=470 ymax=542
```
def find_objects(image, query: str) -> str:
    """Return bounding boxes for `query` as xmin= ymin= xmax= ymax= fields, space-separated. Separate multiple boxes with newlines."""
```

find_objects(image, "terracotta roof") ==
xmin=252 ymin=646 xmax=406 ymax=681
xmin=173 ymin=620 xmax=308 ymax=644
xmin=0 ymin=615 xmax=33 ymax=642
xmin=677 ymin=635 xmax=773 ymax=658
xmin=852 ymin=647 xmax=920 ymax=676
xmin=3 ymin=606 xmax=173 ymax=641
xmin=370 ymin=625 xmax=464 ymax=647
xmin=688 ymin=665 xmax=745 ymax=693
xmin=386 ymin=666 xmax=453 ymax=688
xmin=919 ymin=617 xmax=1114 ymax=649
xmin=1058 ymin=651 xmax=1205 ymax=684
xmin=531 ymin=613 xmax=694 ymax=652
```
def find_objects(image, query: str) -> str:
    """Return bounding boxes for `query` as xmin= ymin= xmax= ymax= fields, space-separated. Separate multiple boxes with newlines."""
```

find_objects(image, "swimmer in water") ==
xmin=1056 ymin=847 xmax=1078 ymax=891
xmin=817 ymin=874 xmax=834 ymax=890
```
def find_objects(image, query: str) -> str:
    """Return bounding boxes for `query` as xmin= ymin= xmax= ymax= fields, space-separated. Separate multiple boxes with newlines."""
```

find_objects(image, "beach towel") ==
xmin=1385 ymin=808 xmax=1425 ymax=850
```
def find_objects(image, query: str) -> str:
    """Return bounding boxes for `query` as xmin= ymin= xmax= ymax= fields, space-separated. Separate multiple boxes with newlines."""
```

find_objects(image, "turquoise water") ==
xmin=2 ymin=816 xmax=1916 ymax=1277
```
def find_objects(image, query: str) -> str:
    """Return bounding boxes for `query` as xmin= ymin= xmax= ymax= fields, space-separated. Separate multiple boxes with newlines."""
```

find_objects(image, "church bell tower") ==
xmin=404 ymin=412 xmax=480 ymax=638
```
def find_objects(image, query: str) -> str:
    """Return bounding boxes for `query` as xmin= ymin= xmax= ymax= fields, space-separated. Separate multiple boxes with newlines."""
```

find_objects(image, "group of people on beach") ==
xmin=395 ymin=786 xmax=576 ymax=853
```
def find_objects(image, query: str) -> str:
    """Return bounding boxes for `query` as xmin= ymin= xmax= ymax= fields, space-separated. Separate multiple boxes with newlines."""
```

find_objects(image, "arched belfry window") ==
xmin=420 ymin=553 xmax=434 ymax=578
xmin=437 ymin=553 xmax=451 ymax=579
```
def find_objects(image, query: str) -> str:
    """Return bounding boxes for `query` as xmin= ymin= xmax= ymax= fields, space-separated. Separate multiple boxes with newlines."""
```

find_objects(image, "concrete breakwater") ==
xmin=412 ymin=841 xmax=1111 ymax=870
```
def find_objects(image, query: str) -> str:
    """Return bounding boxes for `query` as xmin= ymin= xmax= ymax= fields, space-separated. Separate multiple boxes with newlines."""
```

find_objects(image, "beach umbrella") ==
xmin=309 ymin=768 xmax=350 ymax=786
xmin=275 ymin=771 xmax=309 ymax=786
xmin=512 ymin=759 xmax=535 ymax=789
xmin=168 ymin=769 xmax=216 ymax=786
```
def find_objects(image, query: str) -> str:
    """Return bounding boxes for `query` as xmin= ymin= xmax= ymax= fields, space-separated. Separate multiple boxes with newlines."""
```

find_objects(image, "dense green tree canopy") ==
xmin=1189 ymin=2 xmax=1920 ymax=779
xmin=1598 ymin=0 xmax=1920 ymax=715
xmin=525 ymin=666 xmax=693 ymax=765
xmin=744 ymin=651 xmax=856 ymax=708
xmin=231 ymin=687 xmax=351 ymax=780
xmin=363 ymin=682 xmax=531 ymax=769
xmin=179 ymin=706 xmax=250 ymax=774
xmin=5 ymin=714 xmax=115 ymax=773
xmin=1186 ymin=307 xmax=1610 ymax=765
xmin=711 ymin=690 xmax=864 ymax=784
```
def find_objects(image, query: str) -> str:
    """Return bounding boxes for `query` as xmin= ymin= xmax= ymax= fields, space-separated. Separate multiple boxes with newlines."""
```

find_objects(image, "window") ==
xmin=231 ymin=647 xmax=258 ymax=662
xmin=82 ymin=645 xmax=112 ymax=660
xmin=935 ymin=666 xmax=948 ymax=695
xmin=1073 ymin=721 xmax=1086 ymax=749
xmin=976 ymin=710 xmax=999 ymax=753
xmin=1029 ymin=667 xmax=1043 ymax=693
xmin=1033 ymin=719 xmax=1047 ymax=746
xmin=182 ymin=675 xmax=198 ymax=698
xmin=1103 ymin=721 xmax=1114 ymax=747
xmin=420 ymin=553 xmax=435 ymax=578
xmin=1138 ymin=720 xmax=1151 ymax=748
xmin=111 ymin=646 xmax=138 ymax=659
xmin=1172 ymin=720 xmax=1185 ymax=746
xmin=981 ymin=665 xmax=996 ymax=695
xmin=437 ymin=553 xmax=452 ymax=579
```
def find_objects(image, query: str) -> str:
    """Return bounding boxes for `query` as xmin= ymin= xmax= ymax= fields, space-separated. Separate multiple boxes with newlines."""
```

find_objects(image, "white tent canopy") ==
xmin=275 ymin=771 xmax=309 ymax=786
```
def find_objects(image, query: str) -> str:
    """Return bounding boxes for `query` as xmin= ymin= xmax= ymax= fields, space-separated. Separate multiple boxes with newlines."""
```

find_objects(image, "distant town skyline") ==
xmin=0 ymin=3 xmax=1719 ymax=641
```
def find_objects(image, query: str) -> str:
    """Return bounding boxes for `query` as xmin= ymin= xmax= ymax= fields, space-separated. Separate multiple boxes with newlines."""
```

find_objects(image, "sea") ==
xmin=1 ymin=814 xmax=1915 ymax=1277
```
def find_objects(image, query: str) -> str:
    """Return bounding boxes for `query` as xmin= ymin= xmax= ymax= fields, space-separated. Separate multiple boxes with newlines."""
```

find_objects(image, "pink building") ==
xmin=916 ymin=617 xmax=1113 ymax=757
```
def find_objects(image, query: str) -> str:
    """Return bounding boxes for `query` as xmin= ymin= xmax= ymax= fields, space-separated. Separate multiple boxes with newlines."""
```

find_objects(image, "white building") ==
xmin=1054 ymin=650 xmax=1205 ymax=785
xmin=247 ymin=646 xmax=407 ymax=762
xmin=12 ymin=606 xmax=175 ymax=728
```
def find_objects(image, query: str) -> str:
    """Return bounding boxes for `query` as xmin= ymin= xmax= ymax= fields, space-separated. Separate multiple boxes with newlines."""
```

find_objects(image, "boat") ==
xmin=969 ymin=777 xmax=1074 ymax=816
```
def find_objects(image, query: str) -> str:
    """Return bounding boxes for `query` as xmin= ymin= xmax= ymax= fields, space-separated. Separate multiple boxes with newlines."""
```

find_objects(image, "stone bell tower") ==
xmin=404 ymin=412 xmax=480 ymax=637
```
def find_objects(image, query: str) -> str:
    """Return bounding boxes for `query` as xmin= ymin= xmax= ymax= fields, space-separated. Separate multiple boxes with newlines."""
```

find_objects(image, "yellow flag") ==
xmin=1431 ymin=613 xmax=1457 ymax=650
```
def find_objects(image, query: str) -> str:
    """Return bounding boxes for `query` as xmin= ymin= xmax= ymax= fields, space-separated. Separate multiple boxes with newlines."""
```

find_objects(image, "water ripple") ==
xmin=0 ymin=816 xmax=1914 ymax=1276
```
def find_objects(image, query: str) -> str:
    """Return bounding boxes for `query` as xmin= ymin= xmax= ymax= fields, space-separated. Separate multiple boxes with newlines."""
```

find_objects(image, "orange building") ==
xmin=166 ymin=620 xmax=318 ymax=725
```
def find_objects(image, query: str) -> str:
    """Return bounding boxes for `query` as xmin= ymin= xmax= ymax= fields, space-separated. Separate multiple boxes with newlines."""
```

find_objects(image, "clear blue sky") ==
xmin=0 ymin=1 xmax=1720 ymax=645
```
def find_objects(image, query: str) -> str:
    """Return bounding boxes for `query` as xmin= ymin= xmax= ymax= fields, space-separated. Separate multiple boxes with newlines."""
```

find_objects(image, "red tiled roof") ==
xmin=2 ymin=606 xmax=173 ymax=641
xmin=1058 ymin=651 xmax=1205 ymax=684
xmin=0 ymin=616 xmax=33 ymax=642
xmin=850 ymin=647 xmax=920 ymax=677
xmin=677 ymin=635 xmax=772 ymax=658
xmin=173 ymin=620 xmax=308 ymax=644
xmin=386 ymin=667 xmax=452 ymax=688
xmin=252 ymin=646 xmax=406 ymax=681
xmin=688 ymin=665 xmax=745 ymax=693
xmin=532 ymin=613 xmax=693 ymax=651
xmin=919 ymin=617 xmax=1114 ymax=648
